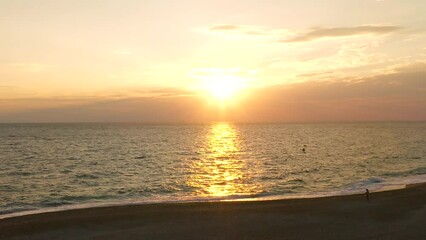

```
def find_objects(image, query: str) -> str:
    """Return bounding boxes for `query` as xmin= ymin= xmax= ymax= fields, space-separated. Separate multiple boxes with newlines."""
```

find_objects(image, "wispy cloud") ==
xmin=210 ymin=24 xmax=241 ymax=31
xmin=207 ymin=24 xmax=274 ymax=36
xmin=207 ymin=24 xmax=402 ymax=42
xmin=281 ymin=25 xmax=402 ymax=42
xmin=127 ymin=87 xmax=194 ymax=98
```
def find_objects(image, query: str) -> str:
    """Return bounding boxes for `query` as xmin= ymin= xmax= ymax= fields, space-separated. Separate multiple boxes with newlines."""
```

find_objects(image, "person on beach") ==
xmin=366 ymin=189 xmax=370 ymax=201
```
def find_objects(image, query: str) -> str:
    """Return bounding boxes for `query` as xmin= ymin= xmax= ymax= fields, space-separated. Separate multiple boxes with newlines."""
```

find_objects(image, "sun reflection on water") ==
xmin=187 ymin=122 xmax=261 ymax=197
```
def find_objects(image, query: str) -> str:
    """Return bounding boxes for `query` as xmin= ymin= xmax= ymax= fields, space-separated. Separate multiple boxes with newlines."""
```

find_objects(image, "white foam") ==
xmin=1 ymin=174 xmax=425 ymax=220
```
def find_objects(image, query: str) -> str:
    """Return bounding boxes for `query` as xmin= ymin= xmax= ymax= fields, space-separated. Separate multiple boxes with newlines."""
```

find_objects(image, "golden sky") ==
xmin=0 ymin=0 xmax=425 ymax=122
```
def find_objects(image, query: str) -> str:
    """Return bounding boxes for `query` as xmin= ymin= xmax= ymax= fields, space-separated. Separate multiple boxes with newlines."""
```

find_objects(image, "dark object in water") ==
xmin=302 ymin=148 xmax=306 ymax=152
xmin=365 ymin=189 xmax=370 ymax=201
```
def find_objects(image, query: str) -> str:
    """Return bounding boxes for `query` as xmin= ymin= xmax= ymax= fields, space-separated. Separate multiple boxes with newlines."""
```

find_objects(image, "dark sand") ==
xmin=1 ymin=183 xmax=426 ymax=240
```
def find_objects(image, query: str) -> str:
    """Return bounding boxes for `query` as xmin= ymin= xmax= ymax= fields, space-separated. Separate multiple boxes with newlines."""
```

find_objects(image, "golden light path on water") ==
xmin=187 ymin=122 xmax=262 ymax=197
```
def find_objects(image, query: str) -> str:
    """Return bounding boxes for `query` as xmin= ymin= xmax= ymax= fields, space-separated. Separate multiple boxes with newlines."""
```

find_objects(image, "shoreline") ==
xmin=1 ymin=182 xmax=425 ymax=239
xmin=3 ymin=171 xmax=425 ymax=221
xmin=0 ymin=177 xmax=420 ymax=221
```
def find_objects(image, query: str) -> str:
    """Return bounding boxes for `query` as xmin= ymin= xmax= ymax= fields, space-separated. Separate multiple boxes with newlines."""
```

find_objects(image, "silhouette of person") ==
xmin=365 ymin=189 xmax=370 ymax=201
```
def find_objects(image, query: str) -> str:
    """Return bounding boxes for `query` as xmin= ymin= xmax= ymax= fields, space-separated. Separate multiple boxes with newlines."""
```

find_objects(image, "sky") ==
xmin=0 ymin=0 xmax=425 ymax=122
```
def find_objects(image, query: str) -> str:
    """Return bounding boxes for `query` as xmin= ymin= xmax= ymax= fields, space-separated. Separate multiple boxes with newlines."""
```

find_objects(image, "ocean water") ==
xmin=0 ymin=122 xmax=425 ymax=217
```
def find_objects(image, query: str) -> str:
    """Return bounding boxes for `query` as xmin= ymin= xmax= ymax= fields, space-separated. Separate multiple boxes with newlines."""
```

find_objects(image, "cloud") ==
xmin=0 ymin=95 xmax=209 ymax=123
xmin=207 ymin=24 xmax=271 ymax=36
xmin=265 ymin=42 xmax=388 ymax=80
xmin=1 ymin=63 xmax=425 ymax=123
xmin=127 ymin=87 xmax=194 ymax=98
xmin=210 ymin=24 xmax=242 ymax=31
xmin=229 ymin=66 xmax=426 ymax=122
xmin=207 ymin=24 xmax=402 ymax=43
xmin=282 ymin=25 xmax=402 ymax=43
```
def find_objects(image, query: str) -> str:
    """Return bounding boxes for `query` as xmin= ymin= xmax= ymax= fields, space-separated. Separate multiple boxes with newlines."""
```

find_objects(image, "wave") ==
xmin=338 ymin=174 xmax=426 ymax=195
xmin=383 ymin=166 xmax=426 ymax=177
xmin=343 ymin=177 xmax=384 ymax=190
xmin=1 ymin=173 xmax=425 ymax=220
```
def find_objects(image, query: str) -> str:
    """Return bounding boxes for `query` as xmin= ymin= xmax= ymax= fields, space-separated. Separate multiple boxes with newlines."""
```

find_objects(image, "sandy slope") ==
xmin=1 ymin=183 xmax=426 ymax=240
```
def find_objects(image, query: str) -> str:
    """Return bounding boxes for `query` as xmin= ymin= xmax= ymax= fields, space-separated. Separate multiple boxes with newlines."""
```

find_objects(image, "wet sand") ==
xmin=1 ymin=183 xmax=426 ymax=240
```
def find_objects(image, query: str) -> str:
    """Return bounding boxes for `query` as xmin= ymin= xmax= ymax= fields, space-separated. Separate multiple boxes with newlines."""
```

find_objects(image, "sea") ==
xmin=1 ymin=122 xmax=425 ymax=218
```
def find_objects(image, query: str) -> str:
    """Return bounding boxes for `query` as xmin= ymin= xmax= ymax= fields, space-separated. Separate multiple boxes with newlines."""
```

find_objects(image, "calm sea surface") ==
xmin=1 ymin=122 xmax=425 ymax=216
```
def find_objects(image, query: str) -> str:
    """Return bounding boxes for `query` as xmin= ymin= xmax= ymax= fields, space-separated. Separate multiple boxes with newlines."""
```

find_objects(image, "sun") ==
xmin=202 ymin=75 xmax=246 ymax=101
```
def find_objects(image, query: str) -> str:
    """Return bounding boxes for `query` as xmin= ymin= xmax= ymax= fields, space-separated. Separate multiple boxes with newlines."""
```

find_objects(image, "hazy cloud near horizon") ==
xmin=1 ymin=64 xmax=425 ymax=123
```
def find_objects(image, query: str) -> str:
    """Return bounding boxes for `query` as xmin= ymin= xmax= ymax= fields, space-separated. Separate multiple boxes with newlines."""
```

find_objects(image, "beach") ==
xmin=1 ymin=183 xmax=425 ymax=240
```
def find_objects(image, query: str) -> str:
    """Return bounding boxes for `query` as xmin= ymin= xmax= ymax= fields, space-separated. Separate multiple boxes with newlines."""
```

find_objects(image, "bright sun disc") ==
xmin=202 ymin=75 xmax=245 ymax=101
